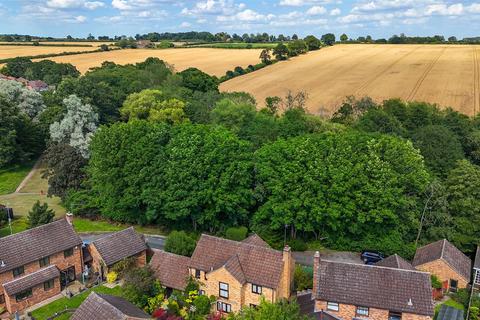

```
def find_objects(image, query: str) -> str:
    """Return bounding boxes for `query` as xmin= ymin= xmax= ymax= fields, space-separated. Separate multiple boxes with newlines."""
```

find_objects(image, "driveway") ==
xmin=293 ymin=250 xmax=363 ymax=266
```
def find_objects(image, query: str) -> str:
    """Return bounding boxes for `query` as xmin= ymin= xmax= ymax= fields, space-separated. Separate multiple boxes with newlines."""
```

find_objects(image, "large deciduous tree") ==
xmin=0 ymin=79 xmax=46 ymax=119
xmin=254 ymin=131 xmax=430 ymax=255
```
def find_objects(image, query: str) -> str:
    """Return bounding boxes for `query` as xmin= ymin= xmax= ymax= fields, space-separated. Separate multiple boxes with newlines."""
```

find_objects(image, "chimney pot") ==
xmin=66 ymin=212 xmax=73 ymax=225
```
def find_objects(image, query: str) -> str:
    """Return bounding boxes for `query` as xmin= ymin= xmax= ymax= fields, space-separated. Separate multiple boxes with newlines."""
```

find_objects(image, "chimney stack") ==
xmin=66 ymin=212 xmax=73 ymax=225
xmin=313 ymin=251 xmax=321 ymax=300
xmin=282 ymin=245 xmax=294 ymax=298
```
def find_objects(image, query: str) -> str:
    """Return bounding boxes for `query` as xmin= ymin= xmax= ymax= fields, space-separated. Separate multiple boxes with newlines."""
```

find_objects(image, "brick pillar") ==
xmin=282 ymin=245 xmax=294 ymax=298
xmin=313 ymin=251 xmax=320 ymax=301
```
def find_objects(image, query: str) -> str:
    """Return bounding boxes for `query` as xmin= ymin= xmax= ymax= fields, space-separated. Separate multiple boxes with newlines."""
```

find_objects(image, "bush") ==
xmin=294 ymin=265 xmax=313 ymax=291
xmin=107 ymin=271 xmax=118 ymax=283
xmin=234 ymin=66 xmax=245 ymax=75
xmin=247 ymin=65 xmax=255 ymax=72
xmin=157 ymin=41 xmax=174 ymax=49
xmin=164 ymin=231 xmax=197 ymax=257
xmin=246 ymin=44 xmax=253 ymax=49
xmin=287 ymin=239 xmax=308 ymax=251
xmin=193 ymin=295 xmax=213 ymax=316
xmin=28 ymin=201 xmax=55 ymax=228
xmin=431 ymin=275 xmax=442 ymax=289
xmin=225 ymin=226 xmax=248 ymax=241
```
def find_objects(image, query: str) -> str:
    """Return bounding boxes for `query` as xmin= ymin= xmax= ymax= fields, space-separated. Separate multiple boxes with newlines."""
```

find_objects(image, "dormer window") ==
xmin=252 ymin=284 xmax=262 ymax=294
xmin=219 ymin=282 xmax=229 ymax=299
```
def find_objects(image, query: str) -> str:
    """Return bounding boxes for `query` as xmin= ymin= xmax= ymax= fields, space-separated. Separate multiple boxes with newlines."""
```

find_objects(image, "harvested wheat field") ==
xmin=0 ymin=45 xmax=100 ymax=60
xmin=221 ymin=44 xmax=480 ymax=116
xmin=37 ymin=48 xmax=263 ymax=76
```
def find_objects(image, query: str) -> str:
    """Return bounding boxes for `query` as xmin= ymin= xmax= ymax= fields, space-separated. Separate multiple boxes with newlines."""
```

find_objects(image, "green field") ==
xmin=188 ymin=42 xmax=280 ymax=49
xmin=0 ymin=162 xmax=34 ymax=195
xmin=30 ymin=285 xmax=123 ymax=320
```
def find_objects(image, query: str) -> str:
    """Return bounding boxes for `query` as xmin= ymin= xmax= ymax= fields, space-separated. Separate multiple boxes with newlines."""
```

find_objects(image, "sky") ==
xmin=0 ymin=0 xmax=480 ymax=39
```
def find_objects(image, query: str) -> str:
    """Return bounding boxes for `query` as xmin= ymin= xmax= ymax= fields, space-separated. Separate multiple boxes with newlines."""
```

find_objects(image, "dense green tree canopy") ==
xmin=178 ymin=68 xmax=219 ymax=93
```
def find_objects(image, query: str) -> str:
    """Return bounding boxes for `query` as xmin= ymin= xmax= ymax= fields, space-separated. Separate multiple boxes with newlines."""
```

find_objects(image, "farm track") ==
xmin=406 ymin=47 xmax=447 ymax=102
xmin=474 ymin=47 xmax=480 ymax=115
xmin=354 ymin=46 xmax=423 ymax=96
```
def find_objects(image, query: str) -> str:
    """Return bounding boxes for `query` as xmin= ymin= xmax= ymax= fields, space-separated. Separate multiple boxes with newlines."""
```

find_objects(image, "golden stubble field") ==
xmin=221 ymin=44 xmax=480 ymax=116
xmin=0 ymin=45 xmax=100 ymax=60
xmin=35 ymin=48 xmax=263 ymax=77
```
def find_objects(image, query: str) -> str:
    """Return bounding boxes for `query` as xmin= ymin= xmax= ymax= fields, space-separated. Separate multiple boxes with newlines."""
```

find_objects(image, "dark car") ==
xmin=361 ymin=250 xmax=384 ymax=264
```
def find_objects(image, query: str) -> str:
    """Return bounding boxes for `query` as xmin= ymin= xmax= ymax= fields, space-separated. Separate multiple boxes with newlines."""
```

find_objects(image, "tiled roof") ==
xmin=71 ymin=292 xmax=151 ymax=320
xmin=0 ymin=219 xmax=82 ymax=273
xmin=413 ymin=239 xmax=471 ymax=280
xmin=315 ymin=260 xmax=434 ymax=316
xmin=224 ymin=254 xmax=246 ymax=284
xmin=149 ymin=249 xmax=190 ymax=291
xmin=92 ymin=227 xmax=147 ymax=266
xmin=189 ymin=234 xmax=285 ymax=289
xmin=3 ymin=265 xmax=59 ymax=295
xmin=474 ymin=246 xmax=480 ymax=270
xmin=375 ymin=254 xmax=415 ymax=270
xmin=242 ymin=234 xmax=270 ymax=248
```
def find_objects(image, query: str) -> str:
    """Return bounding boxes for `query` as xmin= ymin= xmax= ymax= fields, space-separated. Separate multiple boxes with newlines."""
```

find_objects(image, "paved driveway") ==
xmin=293 ymin=250 xmax=363 ymax=266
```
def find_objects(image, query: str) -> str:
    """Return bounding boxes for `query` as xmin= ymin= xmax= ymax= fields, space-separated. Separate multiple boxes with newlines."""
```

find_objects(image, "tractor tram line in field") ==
xmin=406 ymin=46 xmax=447 ymax=102
xmin=354 ymin=45 xmax=423 ymax=96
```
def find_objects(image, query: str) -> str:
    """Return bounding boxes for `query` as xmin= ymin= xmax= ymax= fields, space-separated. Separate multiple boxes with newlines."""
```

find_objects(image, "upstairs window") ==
xmin=39 ymin=256 xmax=50 ymax=268
xmin=252 ymin=284 xmax=262 ymax=294
xmin=13 ymin=266 xmax=24 ymax=278
xmin=388 ymin=311 xmax=402 ymax=320
xmin=195 ymin=269 xmax=201 ymax=279
xmin=219 ymin=282 xmax=229 ymax=299
xmin=356 ymin=306 xmax=369 ymax=317
xmin=327 ymin=302 xmax=339 ymax=312
xmin=64 ymin=248 xmax=74 ymax=258
xmin=0 ymin=294 xmax=4 ymax=304
xmin=476 ymin=270 xmax=480 ymax=285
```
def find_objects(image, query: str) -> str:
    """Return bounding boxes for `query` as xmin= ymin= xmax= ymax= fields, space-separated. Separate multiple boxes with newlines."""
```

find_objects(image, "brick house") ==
xmin=71 ymin=292 xmax=151 ymax=320
xmin=473 ymin=246 xmax=480 ymax=289
xmin=0 ymin=219 xmax=83 ymax=314
xmin=88 ymin=227 xmax=147 ymax=280
xmin=413 ymin=239 xmax=471 ymax=292
xmin=149 ymin=234 xmax=295 ymax=314
xmin=312 ymin=252 xmax=434 ymax=320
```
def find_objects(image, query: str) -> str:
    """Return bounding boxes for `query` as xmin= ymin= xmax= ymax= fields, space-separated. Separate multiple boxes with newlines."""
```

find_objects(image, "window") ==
xmin=0 ymin=294 xmax=4 ymax=304
xmin=12 ymin=266 xmax=24 ymax=278
xmin=44 ymin=279 xmax=54 ymax=291
xmin=388 ymin=311 xmax=402 ymax=320
xmin=15 ymin=289 xmax=32 ymax=302
xmin=327 ymin=302 xmax=339 ymax=312
xmin=450 ymin=279 xmax=458 ymax=292
xmin=476 ymin=270 xmax=480 ymax=285
xmin=195 ymin=269 xmax=201 ymax=279
xmin=252 ymin=284 xmax=262 ymax=294
xmin=217 ymin=301 xmax=232 ymax=313
xmin=64 ymin=248 xmax=74 ymax=258
xmin=219 ymin=282 xmax=229 ymax=299
xmin=39 ymin=256 xmax=50 ymax=267
xmin=356 ymin=306 xmax=369 ymax=317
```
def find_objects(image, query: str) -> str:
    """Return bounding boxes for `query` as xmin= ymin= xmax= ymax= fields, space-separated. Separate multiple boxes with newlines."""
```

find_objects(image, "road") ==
xmin=80 ymin=233 xmax=362 ymax=266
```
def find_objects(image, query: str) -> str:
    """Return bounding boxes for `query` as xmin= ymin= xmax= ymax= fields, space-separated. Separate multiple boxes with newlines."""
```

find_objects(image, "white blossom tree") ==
xmin=0 ymin=79 xmax=46 ymax=119
xmin=50 ymin=95 xmax=98 ymax=158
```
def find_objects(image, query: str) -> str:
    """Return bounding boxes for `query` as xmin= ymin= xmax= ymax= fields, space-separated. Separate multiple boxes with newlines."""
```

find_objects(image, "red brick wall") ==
xmin=4 ymin=277 xmax=61 ymax=313
xmin=88 ymin=245 xmax=147 ymax=280
xmin=0 ymin=245 xmax=83 ymax=313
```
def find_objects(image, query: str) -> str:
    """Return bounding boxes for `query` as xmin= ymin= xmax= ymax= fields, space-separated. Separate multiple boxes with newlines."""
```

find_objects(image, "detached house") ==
xmin=150 ymin=234 xmax=295 ymax=314
xmin=413 ymin=239 xmax=471 ymax=292
xmin=88 ymin=227 xmax=147 ymax=280
xmin=473 ymin=246 xmax=480 ymax=289
xmin=71 ymin=292 xmax=151 ymax=320
xmin=312 ymin=252 xmax=434 ymax=320
xmin=0 ymin=219 xmax=83 ymax=314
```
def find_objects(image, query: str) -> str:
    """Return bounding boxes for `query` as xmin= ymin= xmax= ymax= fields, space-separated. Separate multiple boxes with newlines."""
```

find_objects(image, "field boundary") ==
xmin=354 ymin=45 xmax=423 ymax=95
xmin=0 ymin=47 xmax=120 ymax=64
xmin=406 ymin=46 xmax=446 ymax=102
xmin=474 ymin=47 xmax=480 ymax=115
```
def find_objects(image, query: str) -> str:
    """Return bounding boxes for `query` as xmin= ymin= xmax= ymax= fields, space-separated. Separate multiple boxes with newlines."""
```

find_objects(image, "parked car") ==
xmin=361 ymin=250 xmax=384 ymax=264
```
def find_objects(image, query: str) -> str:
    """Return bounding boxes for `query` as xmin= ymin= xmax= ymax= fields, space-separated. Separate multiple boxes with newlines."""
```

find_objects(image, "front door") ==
xmin=60 ymin=266 xmax=76 ymax=289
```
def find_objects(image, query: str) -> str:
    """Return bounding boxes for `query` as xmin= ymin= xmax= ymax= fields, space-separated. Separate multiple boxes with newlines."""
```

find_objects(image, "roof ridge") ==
xmin=0 ymin=218 xmax=68 ymax=241
xmin=153 ymin=249 xmax=190 ymax=260
xmin=322 ymin=259 xmax=430 ymax=275
xmin=200 ymin=234 xmax=280 ymax=254
xmin=92 ymin=227 xmax=137 ymax=244
xmin=94 ymin=293 xmax=126 ymax=318
xmin=440 ymin=239 xmax=447 ymax=259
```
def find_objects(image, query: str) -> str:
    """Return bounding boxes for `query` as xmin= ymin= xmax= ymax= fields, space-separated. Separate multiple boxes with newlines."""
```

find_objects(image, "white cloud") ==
xmin=425 ymin=3 xmax=464 ymax=16
xmin=330 ymin=8 xmax=341 ymax=15
xmin=112 ymin=0 xmax=132 ymax=10
xmin=84 ymin=1 xmax=105 ymax=9
xmin=279 ymin=0 xmax=338 ymax=6
xmin=468 ymin=3 xmax=480 ymax=14
xmin=75 ymin=15 xmax=87 ymax=22
xmin=180 ymin=21 xmax=192 ymax=27
xmin=306 ymin=6 xmax=327 ymax=15
xmin=46 ymin=0 xmax=105 ymax=10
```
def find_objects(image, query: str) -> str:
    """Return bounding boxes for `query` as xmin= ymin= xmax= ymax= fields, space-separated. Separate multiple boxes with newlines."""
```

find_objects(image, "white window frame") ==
xmin=356 ymin=306 xmax=369 ymax=317
xmin=475 ymin=270 xmax=480 ymax=285
xmin=217 ymin=301 xmax=232 ymax=313
xmin=252 ymin=284 xmax=262 ymax=294
xmin=327 ymin=302 xmax=339 ymax=312
xmin=219 ymin=282 xmax=229 ymax=299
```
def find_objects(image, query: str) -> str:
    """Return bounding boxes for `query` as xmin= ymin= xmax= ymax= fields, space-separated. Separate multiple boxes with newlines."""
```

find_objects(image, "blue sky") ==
xmin=0 ymin=0 xmax=479 ymax=39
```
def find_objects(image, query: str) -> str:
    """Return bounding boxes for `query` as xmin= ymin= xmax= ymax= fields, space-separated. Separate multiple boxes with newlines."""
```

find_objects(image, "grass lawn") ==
xmin=18 ymin=161 xmax=49 ymax=193
xmin=434 ymin=298 xmax=464 ymax=319
xmin=0 ymin=216 xmax=28 ymax=237
xmin=30 ymin=285 xmax=123 ymax=320
xmin=0 ymin=162 xmax=34 ymax=195
xmin=74 ymin=217 xmax=168 ymax=235
xmin=0 ymin=193 xmax=66 ymax=217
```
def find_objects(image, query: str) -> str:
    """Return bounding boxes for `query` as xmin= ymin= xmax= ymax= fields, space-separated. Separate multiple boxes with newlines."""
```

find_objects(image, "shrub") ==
xmin=287 ymin=239 xmax=308 ymax=251
xmin=470 ymin=307 xmax=480 ymax=320
xmin=234 ymin=66 xmax=245 ymax=75
xmin=193 ymin=295 xmax=213 ymax=316
xmin=247 ymin=65 xmax=255 ymax=72
xmin=164 ymin=231 xmax=197 ymax=257
xmin=157 ymin=41 xmax=174 ymax=49
xmin=111 ymin=257 xmax=136 ymax=277
xmin=431 ymin=275 xmax=442 ymax=289
xmin=107 ymin=271 xmax=118 ymax=283
xmin=27 ymin=201 xmax=55 ymax=228
xmin=294 ymin=265 xmax=313 ymax=291
xmin=246 ymin=44 xmax=253 ymax=49
xmin=225 ymin=226 xmax=248 ymax=241
xmin=100 ymin=44 xmax=109 ymax=51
